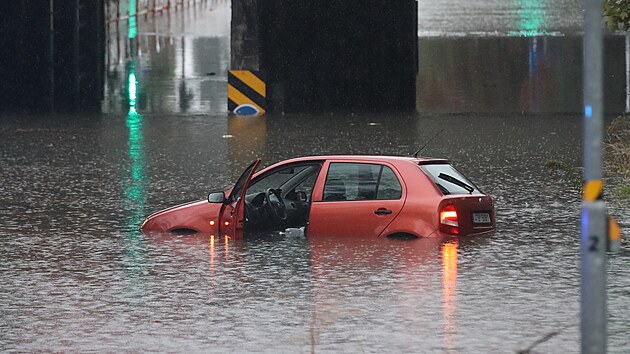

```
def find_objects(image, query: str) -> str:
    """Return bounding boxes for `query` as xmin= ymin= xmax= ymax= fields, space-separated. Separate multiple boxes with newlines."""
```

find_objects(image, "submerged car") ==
xmin=140 ymin=155 xmax=495 ymax=238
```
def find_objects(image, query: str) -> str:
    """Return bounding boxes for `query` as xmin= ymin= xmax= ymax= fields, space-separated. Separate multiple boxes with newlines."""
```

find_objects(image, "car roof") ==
xmin=277 ymin=155 xmax=450 ymax=165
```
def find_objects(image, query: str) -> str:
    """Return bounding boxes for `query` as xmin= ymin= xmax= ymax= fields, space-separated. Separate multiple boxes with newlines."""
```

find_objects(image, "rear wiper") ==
xmin=438 ymin=173 xmax=474 ymax=194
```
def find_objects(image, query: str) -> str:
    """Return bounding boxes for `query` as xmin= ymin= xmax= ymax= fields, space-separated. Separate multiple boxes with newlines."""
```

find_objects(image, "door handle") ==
xmin=374 ymin=208 xmax=392 ymax=215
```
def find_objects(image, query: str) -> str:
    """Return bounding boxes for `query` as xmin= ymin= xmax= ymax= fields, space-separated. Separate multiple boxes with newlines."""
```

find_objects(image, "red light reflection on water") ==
xmin=209 ymin=235 xmax=215 ymax=274
xmin=442 ymin=239 xmax=458 ymax=351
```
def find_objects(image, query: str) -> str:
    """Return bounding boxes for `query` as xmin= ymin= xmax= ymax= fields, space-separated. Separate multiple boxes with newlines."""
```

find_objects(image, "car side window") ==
xmin=323 ymin=163 xmax=402 ymax=201
xmin=377 ymin=166 xmax=402 ymax=200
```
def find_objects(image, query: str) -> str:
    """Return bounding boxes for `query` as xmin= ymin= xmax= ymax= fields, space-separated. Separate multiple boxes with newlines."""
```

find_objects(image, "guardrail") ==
xmin=106 ymin=0 xmax=215 ymax=23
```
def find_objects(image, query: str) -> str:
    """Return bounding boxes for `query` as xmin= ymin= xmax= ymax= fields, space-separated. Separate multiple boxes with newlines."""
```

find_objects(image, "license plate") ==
xmin=472 ymin=212 xmax=491 ymax=224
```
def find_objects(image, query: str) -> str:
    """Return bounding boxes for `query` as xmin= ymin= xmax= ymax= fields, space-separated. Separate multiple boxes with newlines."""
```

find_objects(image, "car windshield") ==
xmin=419 ymin=163 xmax=480 ymax=195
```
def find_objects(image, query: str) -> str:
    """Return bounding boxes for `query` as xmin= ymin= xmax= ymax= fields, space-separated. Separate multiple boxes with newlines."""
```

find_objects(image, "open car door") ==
xmin=218 ymin=159 xmax=261 ymax=238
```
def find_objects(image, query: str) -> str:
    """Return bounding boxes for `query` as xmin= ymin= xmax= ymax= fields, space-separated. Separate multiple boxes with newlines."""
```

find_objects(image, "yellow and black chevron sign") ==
xmin=583 ymin=179 xmax=603 ymax=201
xmin=228 ymin=70 xmax=266 ymax=115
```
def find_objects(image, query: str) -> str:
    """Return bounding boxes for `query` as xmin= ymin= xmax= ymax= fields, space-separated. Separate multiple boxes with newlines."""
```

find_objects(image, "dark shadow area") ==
xmin=0 ymin=0 xmax=104 ymax=114
xmin=232 ymin=0 xmax=418 ymax=113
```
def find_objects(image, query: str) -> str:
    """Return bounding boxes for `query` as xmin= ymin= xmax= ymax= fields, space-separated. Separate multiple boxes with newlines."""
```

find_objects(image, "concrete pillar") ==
xmin=231 ymin=0 xmax=261 ymax=71
xmin=231 ymin=0 xmax=418 ymax=113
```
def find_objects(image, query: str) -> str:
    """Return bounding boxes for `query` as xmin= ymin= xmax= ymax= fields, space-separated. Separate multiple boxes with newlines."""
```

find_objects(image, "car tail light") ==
xmin=440 ymin=205 xmax=459 ymax=235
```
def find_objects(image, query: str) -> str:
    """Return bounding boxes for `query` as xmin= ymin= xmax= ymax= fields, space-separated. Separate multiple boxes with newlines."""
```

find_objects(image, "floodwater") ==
xmin=2 ymin=1 xmax=630 ymax=353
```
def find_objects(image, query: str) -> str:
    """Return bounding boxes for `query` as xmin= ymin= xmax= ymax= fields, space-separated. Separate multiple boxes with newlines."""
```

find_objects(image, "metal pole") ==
xmin=581 ymin=0 xmax=607 ymax=352
xmin=625 ymin=30 xmax=630 ymax=113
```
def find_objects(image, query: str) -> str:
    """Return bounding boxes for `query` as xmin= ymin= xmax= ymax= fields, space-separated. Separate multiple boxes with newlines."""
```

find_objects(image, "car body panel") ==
xmin=376 ymin=159 xmax=444 ymax=237
xmin=141 ymin=200 xmax=222 ymax=233
xmin=308 ymin=159 xmax=406 ymax=237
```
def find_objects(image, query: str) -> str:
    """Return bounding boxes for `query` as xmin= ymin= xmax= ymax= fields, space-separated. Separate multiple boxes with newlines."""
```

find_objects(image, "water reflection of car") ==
xmin=140 ymin=155 xmax=495 ymax=238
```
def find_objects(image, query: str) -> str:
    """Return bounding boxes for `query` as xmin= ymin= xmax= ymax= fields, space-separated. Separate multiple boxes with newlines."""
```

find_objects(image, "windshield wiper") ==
xmin=438 ymin=173 xmax=474 ymax=194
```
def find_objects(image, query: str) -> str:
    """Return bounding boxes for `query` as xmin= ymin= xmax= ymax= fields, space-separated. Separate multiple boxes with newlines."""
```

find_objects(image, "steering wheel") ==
xmin=264 ymin=188 xmax=287 ymax=224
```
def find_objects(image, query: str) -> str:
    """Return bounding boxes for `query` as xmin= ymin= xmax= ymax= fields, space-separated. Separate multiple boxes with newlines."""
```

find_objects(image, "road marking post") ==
xmin=228 ymin=70 xmax=267 ymax=115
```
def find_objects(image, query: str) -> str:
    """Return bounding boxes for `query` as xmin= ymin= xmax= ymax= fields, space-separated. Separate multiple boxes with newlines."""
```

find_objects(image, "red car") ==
xmin=140 ymin=155 xmax=495 ymax=238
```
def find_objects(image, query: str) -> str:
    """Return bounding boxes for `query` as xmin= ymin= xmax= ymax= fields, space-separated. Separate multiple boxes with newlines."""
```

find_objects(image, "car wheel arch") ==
xmin=385 ymin=232 xmax=419 ymax=240
xmin=169 ymin=227 xmax=199 ymax=235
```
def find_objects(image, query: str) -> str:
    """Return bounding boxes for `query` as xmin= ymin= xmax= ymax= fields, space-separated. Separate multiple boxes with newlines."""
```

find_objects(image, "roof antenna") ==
xmin=413 ymin=128 xmax=445 ymax=158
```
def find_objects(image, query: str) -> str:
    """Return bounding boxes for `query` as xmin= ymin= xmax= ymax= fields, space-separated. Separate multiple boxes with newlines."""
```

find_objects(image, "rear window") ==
xmin=419 ymin=164 xmax=480 ymax=195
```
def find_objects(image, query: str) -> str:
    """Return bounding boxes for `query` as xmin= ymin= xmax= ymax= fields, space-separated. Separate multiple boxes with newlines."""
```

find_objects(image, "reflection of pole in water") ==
xmin=179 ymin=37 xmax=192 ymax=112
xmin=528 ymin=37 xmax=538 ymax=78
xmin=442 ymin=240 xmax=458 ymax=351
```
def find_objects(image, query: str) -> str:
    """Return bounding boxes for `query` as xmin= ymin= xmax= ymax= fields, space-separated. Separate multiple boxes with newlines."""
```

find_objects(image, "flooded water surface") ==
xmin=1 ymin=2 xmax=630 ymax=353
xmin=2 ymin=112 xmax=629 ymax=352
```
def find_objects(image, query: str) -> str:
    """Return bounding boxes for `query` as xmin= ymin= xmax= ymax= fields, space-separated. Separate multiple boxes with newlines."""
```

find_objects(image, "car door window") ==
xmin=248 ymin=165 xmax=310 ymax=195
xmin=294 ymin=170 xmax=319 ymax=201
xmin=376 ymin=166 xmax=402 ymax=200
xmin=323 ymin=163 xmax=402 ymax=202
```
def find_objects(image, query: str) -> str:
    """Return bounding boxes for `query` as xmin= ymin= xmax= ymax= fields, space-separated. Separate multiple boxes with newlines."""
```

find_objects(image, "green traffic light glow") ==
xmin=509 ymin=0 xmax=548 ymax=37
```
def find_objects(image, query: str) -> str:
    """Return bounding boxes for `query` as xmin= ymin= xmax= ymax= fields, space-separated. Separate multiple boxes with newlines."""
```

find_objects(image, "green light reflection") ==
xmin=129 ymin=0 xmax=138 ymax=39
xmin=123 ymin=59 xmax=147 ymax=297
xmin=125 ymin=62 xmax=146 ymax=224
xmin=128 ymin=72 xmax=137 ymax=107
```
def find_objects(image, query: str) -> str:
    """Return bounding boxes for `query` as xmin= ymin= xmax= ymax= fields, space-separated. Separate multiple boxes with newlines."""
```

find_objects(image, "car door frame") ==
xmin=218 ymin=159 xmax=261 ymax=238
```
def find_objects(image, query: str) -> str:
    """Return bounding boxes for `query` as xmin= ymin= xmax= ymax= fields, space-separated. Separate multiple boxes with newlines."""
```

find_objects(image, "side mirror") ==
xmin=208 ymin=191 xmax=226 ymax=203
xmin=296 ymin=191 xmax=307 ymax=202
